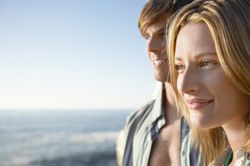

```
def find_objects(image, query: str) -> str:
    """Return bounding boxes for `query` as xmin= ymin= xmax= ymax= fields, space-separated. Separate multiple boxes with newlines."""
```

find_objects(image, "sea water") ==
xmin=0 ymin=110 xmax=131 ymax=166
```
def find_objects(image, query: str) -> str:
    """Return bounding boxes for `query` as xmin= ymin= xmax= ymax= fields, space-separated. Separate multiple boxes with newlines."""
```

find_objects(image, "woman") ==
xmin=167 ymin=0 xmax=250 ymax=165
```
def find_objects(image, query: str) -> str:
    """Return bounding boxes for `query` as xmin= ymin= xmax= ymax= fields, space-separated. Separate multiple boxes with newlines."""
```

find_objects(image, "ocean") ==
xmin=0 ymin=110 xmax=131 ymax=166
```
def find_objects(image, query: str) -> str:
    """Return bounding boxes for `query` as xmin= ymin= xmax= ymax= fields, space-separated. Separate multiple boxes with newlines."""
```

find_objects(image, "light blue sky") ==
xmin=0 ymin=0 xmax=156 ymax=110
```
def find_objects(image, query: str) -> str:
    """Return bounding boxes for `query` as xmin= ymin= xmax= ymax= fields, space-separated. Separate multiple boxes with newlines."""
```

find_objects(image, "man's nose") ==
xmin=147 ymin=36 xmax=162 ymax=53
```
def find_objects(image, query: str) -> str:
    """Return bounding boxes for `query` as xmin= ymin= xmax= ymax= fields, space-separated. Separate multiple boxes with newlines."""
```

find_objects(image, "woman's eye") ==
xmin=200 ymin=60 xmax=218 ymax=69
xmin=175 ymin=64 xmax=185 ymax=73
xmin=200 ymin=61 xmax=210 ymax=66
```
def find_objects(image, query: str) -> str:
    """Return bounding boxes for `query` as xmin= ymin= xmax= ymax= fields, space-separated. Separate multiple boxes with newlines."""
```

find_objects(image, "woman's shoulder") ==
xmin=209 ymin=148 xmax=250 ymax=166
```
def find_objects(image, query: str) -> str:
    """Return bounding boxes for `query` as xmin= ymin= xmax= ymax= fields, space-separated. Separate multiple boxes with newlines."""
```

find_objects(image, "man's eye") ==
xmin=144 ymin=34 xmax=149 ymax=40
xmin=175 ymin=64 xmax=185 ymax=73
xmin=159 ymin=32 xmax=165 ymax=39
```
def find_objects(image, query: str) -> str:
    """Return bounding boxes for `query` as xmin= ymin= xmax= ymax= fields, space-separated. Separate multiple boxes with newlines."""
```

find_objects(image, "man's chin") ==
xmin=153 ymin=72 xmax=169 ymax=82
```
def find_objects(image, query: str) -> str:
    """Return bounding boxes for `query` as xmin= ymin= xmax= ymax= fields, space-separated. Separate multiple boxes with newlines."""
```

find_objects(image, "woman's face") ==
xmin=174 ymin=23 xmax=249 ymax=129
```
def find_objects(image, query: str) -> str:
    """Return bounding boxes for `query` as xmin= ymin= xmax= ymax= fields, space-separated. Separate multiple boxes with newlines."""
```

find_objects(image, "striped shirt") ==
xmin=118 ymin=83 xmax=200 ymax=166
xmin=180 ymin=129 xmax=201 ymax=166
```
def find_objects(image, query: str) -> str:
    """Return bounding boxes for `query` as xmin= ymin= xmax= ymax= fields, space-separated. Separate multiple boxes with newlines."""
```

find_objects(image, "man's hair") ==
xmin=138 ymin=0 xmax=192 ymax=37
xmin=168 ymin=0 xmax=250 ymax=165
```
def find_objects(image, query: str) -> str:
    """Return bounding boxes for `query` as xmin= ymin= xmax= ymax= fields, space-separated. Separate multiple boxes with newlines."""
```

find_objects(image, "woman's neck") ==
xmin=223 ymin=117 xmax=247 ymax=165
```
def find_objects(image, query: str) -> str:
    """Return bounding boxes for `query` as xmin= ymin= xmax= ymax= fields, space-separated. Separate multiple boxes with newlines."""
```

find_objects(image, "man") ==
xmin=116 ymin=0 xmax=199 ymax=166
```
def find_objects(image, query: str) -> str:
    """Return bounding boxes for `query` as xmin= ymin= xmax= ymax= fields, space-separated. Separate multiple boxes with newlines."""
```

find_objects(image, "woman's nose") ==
xmin=177 ymin=68 xmax=200 ymax=95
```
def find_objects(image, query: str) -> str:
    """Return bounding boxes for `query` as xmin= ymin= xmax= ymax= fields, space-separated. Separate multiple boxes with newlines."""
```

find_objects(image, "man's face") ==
xmin=145 ymin=16 xmax=168 ymax=82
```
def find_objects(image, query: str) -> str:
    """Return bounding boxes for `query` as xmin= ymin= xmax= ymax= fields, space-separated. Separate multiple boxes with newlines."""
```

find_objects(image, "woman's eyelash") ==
xmin=174 ymin=60 xmax=218 ymax=73
xmin=200 ymin=60 xmax=218 ymax=67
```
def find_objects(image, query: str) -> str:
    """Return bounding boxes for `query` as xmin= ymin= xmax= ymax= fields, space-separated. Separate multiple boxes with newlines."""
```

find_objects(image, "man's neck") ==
xmin=163 ymin=82 xmax=179 ymax=124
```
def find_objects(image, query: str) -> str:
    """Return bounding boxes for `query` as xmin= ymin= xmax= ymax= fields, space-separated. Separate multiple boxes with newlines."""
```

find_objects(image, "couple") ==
xmin=118 ymin=0 xmax=250 ymax=166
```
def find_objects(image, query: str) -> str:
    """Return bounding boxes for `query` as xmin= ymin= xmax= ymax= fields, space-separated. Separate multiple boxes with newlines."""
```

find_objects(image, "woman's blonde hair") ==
xmin=167 ymin=0 xmax=250 ymax=165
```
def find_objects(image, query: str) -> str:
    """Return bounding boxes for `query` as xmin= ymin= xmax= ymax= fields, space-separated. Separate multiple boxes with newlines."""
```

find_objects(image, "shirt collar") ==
xmin=151 ymin=82 xmax=165 ymax=122
xmin=149 ymin=82 xmax=166 ymax=140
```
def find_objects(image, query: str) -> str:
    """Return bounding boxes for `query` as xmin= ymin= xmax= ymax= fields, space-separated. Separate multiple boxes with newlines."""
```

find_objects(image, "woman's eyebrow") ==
xmin=175 ymin=52 xmax=217 ymax=61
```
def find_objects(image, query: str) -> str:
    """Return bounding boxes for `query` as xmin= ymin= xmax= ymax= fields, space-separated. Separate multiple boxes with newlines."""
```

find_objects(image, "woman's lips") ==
xmin=185 ymin=98 xmax=213 ymax=110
